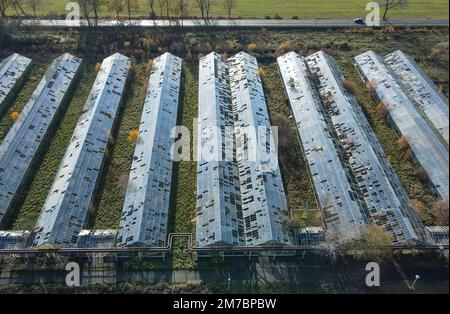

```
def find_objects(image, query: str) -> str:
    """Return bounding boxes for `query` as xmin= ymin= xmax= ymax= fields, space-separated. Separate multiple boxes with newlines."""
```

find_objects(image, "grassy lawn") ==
xmin=4 ymin=0 xmax=449 ymax=19
xmin=0 ymin=27 xmax=447 ymax=267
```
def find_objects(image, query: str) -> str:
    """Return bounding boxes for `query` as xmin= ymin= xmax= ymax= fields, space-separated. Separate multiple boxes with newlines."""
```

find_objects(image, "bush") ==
xmin=128 ymin=129 xmax=139 ymax=143
xmin=265 ymin=16 xmax=272 ymax=19
xmin=366 ymin=79 xmax=377 ymax=99
xmin=274 ymin=14 xmax=283 ymax=20
xmin=292 ymin=16 xmax=299 ymax=20
xmin=376 ymin=101 xmax=389 ymax=117
xmin=346 ymin=225 xmax=394 ymax=262
xmin=397 ymin=135 xmax=410 ymax=151
xmin=9 ymin=111 xmax=20 ymax=122
xmin=258 ymin=67 xmax=266 ymax=77
xmin=275 ymin=41 xmax=293 ymax=56
xmin=432 ymin=201 xmax=449 ymax=225
xmin=404 ymin=148 xmax=414 ymax=161
xmin=342 ymin=80 xmax=357 ymax=94
xmin=247 ymin=42 xmax=257 ymax=52
xmin=416 ymin=167 xmax=429 ymax=183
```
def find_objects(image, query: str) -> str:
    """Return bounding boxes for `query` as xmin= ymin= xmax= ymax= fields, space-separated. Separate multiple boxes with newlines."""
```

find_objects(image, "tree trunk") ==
xmin=383 ymin=0 xmax=390 ymax=20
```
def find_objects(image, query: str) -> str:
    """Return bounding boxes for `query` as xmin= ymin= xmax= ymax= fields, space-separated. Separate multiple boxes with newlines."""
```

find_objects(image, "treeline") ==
xmin=0 ymin=0 xmax=238 ymax=23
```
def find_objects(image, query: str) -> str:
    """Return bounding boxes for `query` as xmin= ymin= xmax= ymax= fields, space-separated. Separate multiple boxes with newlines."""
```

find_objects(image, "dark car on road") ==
xmin=353 ymin=18 xmax=365 ymax=25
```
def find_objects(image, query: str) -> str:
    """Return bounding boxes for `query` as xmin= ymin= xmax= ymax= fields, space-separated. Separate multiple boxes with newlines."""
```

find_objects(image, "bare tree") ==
xmin=125 ymin=0 xmax=139 ymax=21
xmin=223 ymin=0 xmax=234 ymax=19
xmin=162 ymin=0 xmax=171 ymax=20
xmin=11 ymin=0 xmax=27 ymax=17
xmin=27 ymin=0 xmax=42 ymax=17
xmin=380 ymin=0 xmax=409 ymax=21
xmin=147 ymin=0 xmax=156 ymax=19
xmin=195 ymin=0 xmax=213 ymax=24
xmin=175 ymin=0 xmax=189 ymax=25
xmin=0 ymin=0 xmax=10 ymax=17
xmin=90 ymin=0 xmax=104 ymax=25
xmin=108 ymin=0 xmax=125 ymax=20
xmin=157 ymin=0 xmax=164 ymax=17
xmin=78 ymin=0 xmax=93 ymax=26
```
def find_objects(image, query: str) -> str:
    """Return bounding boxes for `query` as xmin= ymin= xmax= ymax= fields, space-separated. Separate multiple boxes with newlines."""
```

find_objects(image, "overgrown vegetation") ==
xmin=262 ymin=64 xmax=317 ymax=212
xmin=346 ymin=225 xmax=394 ymax=263
xmin=168 ymin=62 xmax=198 ymax=269
xmin=0 ymin=281 xmax=212 ymax=294
xmin=0 ymin=26 xmax=447 ymax=268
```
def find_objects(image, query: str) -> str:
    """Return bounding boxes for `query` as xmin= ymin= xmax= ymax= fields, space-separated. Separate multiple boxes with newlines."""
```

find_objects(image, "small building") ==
xmin=297 ymin=227 xmax=325 ymax=246
xmin=0 ymin=230 xmax=31 ymax=249
xmin=77 ymin=229 xmax=118 ymax=248
xmin=425 ymin=226 xmax=449 ymax=245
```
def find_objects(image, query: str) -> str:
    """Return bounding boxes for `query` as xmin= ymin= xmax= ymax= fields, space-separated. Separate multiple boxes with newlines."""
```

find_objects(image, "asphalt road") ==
xmin=11 ymin=18 xmax=450 ymax=28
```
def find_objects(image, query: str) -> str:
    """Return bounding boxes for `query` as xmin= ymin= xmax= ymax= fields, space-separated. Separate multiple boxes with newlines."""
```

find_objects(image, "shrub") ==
xmin=404 ymin=148 xmax=414 ymax=161
xmin=412 ymin=199 xmax=424 ymax=212
xmin=347 ymin=224 xmax=393 ymax=262
xmin=342 ymin=80 xmax=357 ymax=94
xmin=128 ymin=129 xmax=139 ymax=143
xmin=397 ymin=135 xmax=410 ymax=151
xmin=258 ymin=67 xmax=266 ymax=77
xmin=432 ymin=201 xmax=449 ymax=225
xmin=376 ymin=101 xmax=389 ymax=117
xmin=276 ymin=41 xmax=292 ymax=56
xmin=292 ymin=16 xmax=299 ymax=20
xmin=416 ymin=167 xmax=429 ymax=184
xmin=247 ymin=42 xmax=257 ymax=53
xmin=9 ymin=111 xmax=20 ymax=122
xmin=428 ymin=48 xmax=442 ymax=61
xmin=382 ymin=26 xmax=395 ymax=33
xmin=366 ymin=79 xmax=377 ymax=99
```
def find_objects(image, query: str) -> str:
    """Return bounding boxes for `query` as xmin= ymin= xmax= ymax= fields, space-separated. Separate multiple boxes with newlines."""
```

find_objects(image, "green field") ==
xmin=4 ymin=0 xmax=450 ymax=19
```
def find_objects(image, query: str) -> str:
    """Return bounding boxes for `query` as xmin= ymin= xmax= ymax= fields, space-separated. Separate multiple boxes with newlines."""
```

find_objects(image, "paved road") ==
xmin=10 ymin=18 xmax=450 ymax=28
